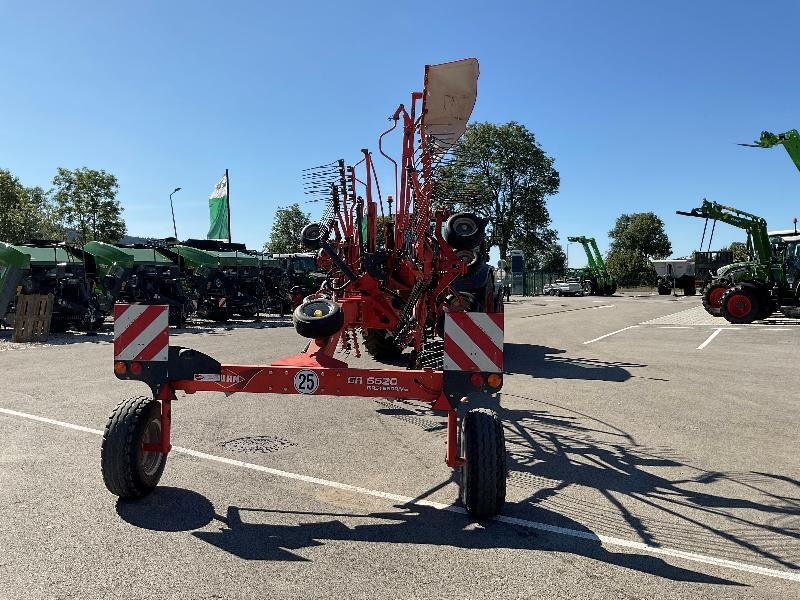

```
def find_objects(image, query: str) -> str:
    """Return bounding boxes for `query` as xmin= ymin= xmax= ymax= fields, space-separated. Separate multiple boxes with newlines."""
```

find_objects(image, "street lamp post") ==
xmin=169 ymin=187 xmax=181 ymax=239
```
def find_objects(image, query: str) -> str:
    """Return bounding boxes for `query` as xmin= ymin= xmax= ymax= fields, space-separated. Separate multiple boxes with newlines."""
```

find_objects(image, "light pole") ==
xmin=169 ymin=187 xmax=181 ymax=239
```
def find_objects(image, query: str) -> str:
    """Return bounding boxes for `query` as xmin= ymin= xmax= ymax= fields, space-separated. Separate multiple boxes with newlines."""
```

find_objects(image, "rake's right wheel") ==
xmin=459 ymin=408 xmax=506 ymax=518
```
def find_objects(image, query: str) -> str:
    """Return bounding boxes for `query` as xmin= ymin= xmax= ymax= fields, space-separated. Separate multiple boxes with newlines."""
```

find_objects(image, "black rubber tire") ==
xmin=293 ymin=298 xmax=344 ymax=338
xmin=101 ymin=397 xmax=167 ymax=498
xmin=300 ymin=223 xmax=323 ymax=250
xmin=658 ymin=285 xmax=672 ymax=295
xmin=683 ymin=286 xmax=697 ymax=296
xmin=363 ymin=329 xmax=403 ymax=360
xmin=459 ymin=408 xmax=507 ymax=518
xmin=701 ymin=280 xmax=728 ymax=317
xmin=444 ymin=212 xmax=484 ymax=251
xmin=720 ymin=284 xmax=761 ymax=325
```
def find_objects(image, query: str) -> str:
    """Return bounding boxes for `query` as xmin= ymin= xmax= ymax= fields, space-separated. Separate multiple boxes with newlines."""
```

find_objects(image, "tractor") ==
xmin=677 ymin=199 xmax=800 ymax=323
xmin=566 ymin=236 xmax=617 ymax=295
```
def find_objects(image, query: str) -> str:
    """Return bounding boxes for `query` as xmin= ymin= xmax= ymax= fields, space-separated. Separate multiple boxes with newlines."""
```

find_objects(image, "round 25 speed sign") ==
xmin=293 ymin=369 xmax=320 ymax=394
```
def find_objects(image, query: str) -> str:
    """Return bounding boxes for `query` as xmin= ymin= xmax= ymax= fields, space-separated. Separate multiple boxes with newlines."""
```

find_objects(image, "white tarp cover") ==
xmin=650 ymin=259 xmax=695 ymax=278
xmin=423 ymin=58 xmax=479 ymax=155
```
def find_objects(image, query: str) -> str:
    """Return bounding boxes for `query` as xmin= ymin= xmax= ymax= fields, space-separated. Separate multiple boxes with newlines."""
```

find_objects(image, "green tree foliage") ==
xmin=517 ymin=227 xmax=566 ymax=272
xmin=0 ymin=169 xmax=61 ymax=243
xmin=433 ymin=122 xmax=560 ymax=258
xmin=606 ymin=212 xmax=672 ymax=287
xmin=52 ymin=167 xmax=125 ymax=246
xmin=264 ymin=204 xmax=311 ymax=253
xmin=725 ymin=241 xmax=750 ymax=262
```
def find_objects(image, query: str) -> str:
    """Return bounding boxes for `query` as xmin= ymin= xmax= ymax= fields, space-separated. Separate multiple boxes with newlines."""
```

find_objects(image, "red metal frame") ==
xmin=120 ymin=61 xmax=496 ymax=472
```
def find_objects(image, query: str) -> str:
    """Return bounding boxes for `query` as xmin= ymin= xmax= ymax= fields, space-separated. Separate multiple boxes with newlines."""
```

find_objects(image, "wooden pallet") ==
xmin=13 ymin=294 xmax=54 ymax=343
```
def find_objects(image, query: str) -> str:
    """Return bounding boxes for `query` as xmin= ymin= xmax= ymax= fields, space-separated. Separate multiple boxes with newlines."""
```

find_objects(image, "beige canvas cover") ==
xmin=423 ymin=58 xmax=479 ymax=156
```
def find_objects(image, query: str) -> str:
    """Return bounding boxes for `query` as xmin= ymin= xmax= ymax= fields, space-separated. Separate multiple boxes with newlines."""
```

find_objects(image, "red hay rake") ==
xmin=101 ymin=58 xmax=508 ymax=518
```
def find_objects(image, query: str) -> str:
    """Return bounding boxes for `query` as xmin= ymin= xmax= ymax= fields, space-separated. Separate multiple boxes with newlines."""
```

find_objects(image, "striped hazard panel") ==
xmin=443 ymin=312 xmax=503 ymax=373
xmin=113 ymin=304 xmax=169 ymax=362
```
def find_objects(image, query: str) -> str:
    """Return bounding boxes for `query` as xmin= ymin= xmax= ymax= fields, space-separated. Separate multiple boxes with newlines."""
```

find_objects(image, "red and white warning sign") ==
xmin=443 ymin=312 xmax=503 ymax=373
xmin=113 ymin=304 xmax=169 ymax=362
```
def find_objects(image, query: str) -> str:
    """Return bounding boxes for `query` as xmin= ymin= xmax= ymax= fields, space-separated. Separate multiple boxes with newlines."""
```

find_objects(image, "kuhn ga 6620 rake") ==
xmin=101 ymin=58 xmax=507 ymax=517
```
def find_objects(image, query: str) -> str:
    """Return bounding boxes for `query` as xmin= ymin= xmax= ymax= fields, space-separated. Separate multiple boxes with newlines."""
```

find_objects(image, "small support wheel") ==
xmin=459 ymin=408 xmax=507 ymax=518
xmin=444 ymin=212 xmax=485 ymax=250
xmin=101 ymin=396 xmax=167 ymax=498
xmin=293 ymin=298 xmax=344 ymax=338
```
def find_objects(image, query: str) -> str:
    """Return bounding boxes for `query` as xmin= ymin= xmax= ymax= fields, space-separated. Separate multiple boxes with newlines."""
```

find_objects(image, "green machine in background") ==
xmin=0 ymin=241 xmax=103 ymax=332
xmin=170 ymin=240 xmax=267 ymax=321
xmin=566 ymin=236 xmax=617 ymax=296
xmin=84 ymin=242 xmax=193 ymax=326
xmin=677 ymin=199 xmax=800 ymax=323
xmin=0 ymin=243 xmax=31 ymax=321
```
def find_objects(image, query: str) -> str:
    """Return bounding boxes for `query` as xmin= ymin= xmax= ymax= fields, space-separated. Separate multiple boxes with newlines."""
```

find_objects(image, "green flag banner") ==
xmin=207 ymin=172 xmax=230 ymax=240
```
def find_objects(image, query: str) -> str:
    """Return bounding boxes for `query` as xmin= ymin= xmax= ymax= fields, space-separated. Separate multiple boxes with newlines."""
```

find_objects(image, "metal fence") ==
xmin=521 ymin=271 xmax=567 ymax=296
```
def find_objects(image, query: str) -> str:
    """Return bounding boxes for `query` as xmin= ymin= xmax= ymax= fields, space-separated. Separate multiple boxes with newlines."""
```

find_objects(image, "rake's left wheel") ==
xmin=459 ymin=408 xmax=507 ymax=518
xmin=101 ymin=397 xmax=167 ymax=499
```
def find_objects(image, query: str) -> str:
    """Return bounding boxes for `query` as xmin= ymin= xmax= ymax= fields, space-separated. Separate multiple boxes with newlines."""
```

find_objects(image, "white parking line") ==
xmin=592 ymin=304 xmax=614 ymax=310
xmin=1 ymin=406 xmax=799 ymax=582
xmin=583 ymin=325 xmax=638 ymax=344
xmin=697 ymin=328 xmax=723 ymax=350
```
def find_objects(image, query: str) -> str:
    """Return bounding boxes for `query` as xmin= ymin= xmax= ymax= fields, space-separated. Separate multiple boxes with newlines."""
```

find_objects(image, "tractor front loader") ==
xmin=100 ymin=58 xmax=508 ymax=519
xmin=677 ymin=199 xmax=795 ymax=323
xmin=566 ymin=236 xmax=617 ymax=296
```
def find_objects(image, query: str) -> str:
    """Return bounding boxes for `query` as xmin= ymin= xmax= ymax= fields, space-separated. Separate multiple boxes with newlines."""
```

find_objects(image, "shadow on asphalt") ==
xmin=115 ymin=487 xmax=742 ymax=584
xmin=503 ymin=343 xmax=643 ymax=382
xmin=498 ymin=394 xmax=800 ymax=572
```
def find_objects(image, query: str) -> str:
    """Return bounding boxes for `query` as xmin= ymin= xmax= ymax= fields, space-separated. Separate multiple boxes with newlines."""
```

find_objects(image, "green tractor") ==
xmin=677 ymin=199 xmax=799 ymax=323
xmin=83 ymin=242 xmax=193 ymax=326
xmin=566 ymin=236 xmax=617 ymax=296
xmin=0 ymin=241 xmax=104 ymax=332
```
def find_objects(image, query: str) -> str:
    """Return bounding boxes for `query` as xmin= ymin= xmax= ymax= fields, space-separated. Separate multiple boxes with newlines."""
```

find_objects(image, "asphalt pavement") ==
xmin=1 ymin=293 xmax=798 ymax=599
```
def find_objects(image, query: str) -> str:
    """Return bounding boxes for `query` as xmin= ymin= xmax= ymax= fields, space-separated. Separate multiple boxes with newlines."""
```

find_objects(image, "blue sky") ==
xmin=2 ymin=1 xmax=798 ymax=267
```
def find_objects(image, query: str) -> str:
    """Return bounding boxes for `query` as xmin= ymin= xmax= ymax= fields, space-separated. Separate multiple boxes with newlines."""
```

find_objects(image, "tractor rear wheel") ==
xmin=101 ymin=397 xmax=167 ymax=498
xmin=720 ymin=285 xmax=760 ymax=324
xmin=702 ymin=280 xmax=728 ymax=317
xmin=459 ymin=408 xmax=506 ymax=518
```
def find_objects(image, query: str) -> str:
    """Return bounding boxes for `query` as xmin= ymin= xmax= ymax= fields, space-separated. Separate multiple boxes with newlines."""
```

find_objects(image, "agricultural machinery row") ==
xmin=0 ymin=238 xmax=323 ymax=331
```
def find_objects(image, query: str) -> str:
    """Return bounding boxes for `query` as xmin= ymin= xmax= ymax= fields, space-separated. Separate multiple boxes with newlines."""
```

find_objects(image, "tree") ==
xmin=0 ymin=169 xmax=61 ymax=243
xmin=725 ymin=241 xmax=750 ymax=262
xmin=513 ymin=227 xmax=566 ymax=272
xmin=264 ymin=204 xmax=311 ymax=253
xmin=608 ymin=212 xmax=671 ymax=259
xmin=52 ymin=167 xmax=125 ymax=246
xmin=606 ymin=249 xmax=656 ymax=287
xmin=606 ymin=212 xmax=671 ymax=287
xmin=433 ymin=122 xmax=560 ymax=258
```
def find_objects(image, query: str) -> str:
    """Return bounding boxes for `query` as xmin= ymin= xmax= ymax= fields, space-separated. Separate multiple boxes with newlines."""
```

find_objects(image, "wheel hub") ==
xmin=727 ymin=294 xmax=752 ymax=318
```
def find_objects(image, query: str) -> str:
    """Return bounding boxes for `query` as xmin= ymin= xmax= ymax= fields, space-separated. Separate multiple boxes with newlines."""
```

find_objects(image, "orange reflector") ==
xmin=469 ymin=372 xmax=484 ymax=387
xmin=487 ymin=373 xmax=503 ymax=389
xmin=113 ymin=361 xmax=127 ymax=375
xmin=129 ymin=361 xmax=143 ymax=375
